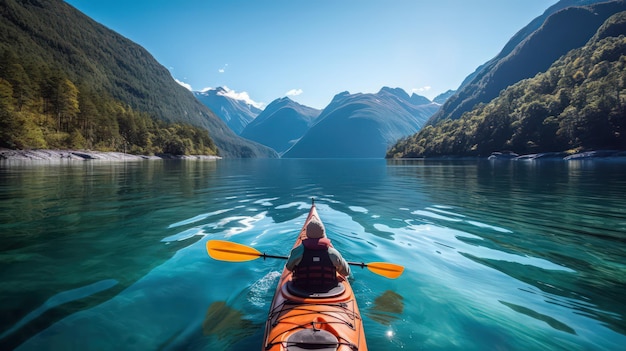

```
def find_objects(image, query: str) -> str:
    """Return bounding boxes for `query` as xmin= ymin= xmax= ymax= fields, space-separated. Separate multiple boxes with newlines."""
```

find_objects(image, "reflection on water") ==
xmin=0 ymin=279 xmax=118 ymax=340
xmin=366 ymin=290 xmax=404 ymax=326
xmin=499 ymin=300 xmax=576 ymax=335
xmin=1 ymin=158 xmax=625 ymax=350
xmin=202 ymin=301 xmax=255 ymax=341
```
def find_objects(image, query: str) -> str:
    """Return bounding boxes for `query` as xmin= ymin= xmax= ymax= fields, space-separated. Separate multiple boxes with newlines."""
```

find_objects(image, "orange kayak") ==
xmin=262 ymin=201 xmax=367 ymax=351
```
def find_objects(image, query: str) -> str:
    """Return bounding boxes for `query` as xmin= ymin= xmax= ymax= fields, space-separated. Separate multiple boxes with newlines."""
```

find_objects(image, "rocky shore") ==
xmin=487 ymin=150 xmax=626 ymax=160
xmin=0 ymin=149 xmax=221 ymax=161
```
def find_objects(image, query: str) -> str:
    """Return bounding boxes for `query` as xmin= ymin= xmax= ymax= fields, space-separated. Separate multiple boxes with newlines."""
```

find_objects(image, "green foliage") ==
xmin=0 ymin=48 xmax=218 ymax=155
xmin=387 ymin=12 xmax=626 ymax=158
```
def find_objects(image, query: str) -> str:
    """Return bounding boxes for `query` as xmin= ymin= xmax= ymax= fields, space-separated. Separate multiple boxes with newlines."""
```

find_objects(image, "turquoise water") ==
xmin=1 ymin=158 xmax=625 ymax=350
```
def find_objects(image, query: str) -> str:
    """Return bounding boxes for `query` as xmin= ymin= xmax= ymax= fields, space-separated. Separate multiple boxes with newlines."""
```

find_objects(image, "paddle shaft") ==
xmin=258 ymin=252 xmax=369 ymax=269
xmin=260 ymin=253 xmax=289 ymax=260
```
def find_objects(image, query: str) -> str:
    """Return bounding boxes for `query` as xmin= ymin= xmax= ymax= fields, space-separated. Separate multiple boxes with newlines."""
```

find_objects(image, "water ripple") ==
xmin=0 ymin=279 xmax=118 ymax=340
xmin=247 ymin=271 xmax=281 ymax=308
xmin=167 ymin=209 xmax=233 ymax=228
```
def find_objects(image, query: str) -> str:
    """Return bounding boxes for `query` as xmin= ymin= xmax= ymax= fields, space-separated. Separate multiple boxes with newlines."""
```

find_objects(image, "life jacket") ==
xmin=292 ymin=238 xmax=338 ymax=291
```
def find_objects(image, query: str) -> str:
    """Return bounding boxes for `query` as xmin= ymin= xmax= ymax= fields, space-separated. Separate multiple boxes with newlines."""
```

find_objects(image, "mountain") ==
xmin=193 ymin=87 xmax=261 ymax=135
xmin=387 ymin=10 xmax=626 ymax=158
xmin=0 ymin=0 xmax=276 ymax=157
xmin=429 ymin=0 xmax=626 ymax=125
xmin=282 ymin=87 xmax=440 ymax=158
xmin=240 ymin=97 xmax=320 ymax=155
xmin=433 ymin=90 xmax=456 ymax=104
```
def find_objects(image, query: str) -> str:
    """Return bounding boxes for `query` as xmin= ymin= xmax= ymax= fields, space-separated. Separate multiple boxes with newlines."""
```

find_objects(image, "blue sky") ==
xmin=65 ymin=0 xmax=557 ymax=109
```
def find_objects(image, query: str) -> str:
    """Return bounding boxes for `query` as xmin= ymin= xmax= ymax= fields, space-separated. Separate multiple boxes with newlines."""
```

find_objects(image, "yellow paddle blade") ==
xmin=206 ymin=240 xmax=263 ymax=262
xmin=366 ymin=262 xmax=405 ymax=279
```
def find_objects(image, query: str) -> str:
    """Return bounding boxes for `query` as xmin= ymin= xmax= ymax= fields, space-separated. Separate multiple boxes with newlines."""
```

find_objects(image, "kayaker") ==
xmin=285 ymin=217 xmax=351 ymax=289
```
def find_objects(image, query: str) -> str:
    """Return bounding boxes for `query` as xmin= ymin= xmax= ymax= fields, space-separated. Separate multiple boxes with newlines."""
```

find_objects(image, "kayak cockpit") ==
xmin=286 ymin=281 xmax=346 ymax=299
xmin=285 ymin=328 xmax=339 ymax=351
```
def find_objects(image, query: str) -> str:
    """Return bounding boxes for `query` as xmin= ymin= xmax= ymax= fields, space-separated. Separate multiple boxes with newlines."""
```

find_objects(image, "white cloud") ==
xmin=175 ymin=79 xmax=193 ymax=91
xmin=218 ymin=63 xmax=229 ymax=73
xmin=285 ymin=88 xmax=303 ymax=97
xmin=217 ymin=86 xmax=264 ymax=109
xmin=411 ymin=86 xmax=432 ymax=95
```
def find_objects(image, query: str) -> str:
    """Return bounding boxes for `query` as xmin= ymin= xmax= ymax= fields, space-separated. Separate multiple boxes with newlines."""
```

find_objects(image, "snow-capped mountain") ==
xmin=194 ymin=87 xmax=262 ymax=135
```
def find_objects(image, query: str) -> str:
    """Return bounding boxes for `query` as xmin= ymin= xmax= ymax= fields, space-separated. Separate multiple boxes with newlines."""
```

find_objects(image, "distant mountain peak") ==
xmin=214 ymin=86 xmax=228 ymax=94
xmin=409 ymin=93 xmax=432 ymax=106
xmin=194 ymin=87 xmax=262 ymax=135
xmin=262 ymin=96 xmax=295 ymax=113
xmin=379 ymin=86 xmax=411 ymax=100
xmin=259 ymin=96 xmax=318 ymax=122
xmin=331 ymin=91 xmax=351 ymax=101
xmin=432 ymin=90 xmax=456 ymax=104
xmin=273 ymin=96 xmax=294 ymax=104
xmin=198 ymin=86 xmax=264 ymax=109
xmin=240 ymin=96 xmax=320 ymax=155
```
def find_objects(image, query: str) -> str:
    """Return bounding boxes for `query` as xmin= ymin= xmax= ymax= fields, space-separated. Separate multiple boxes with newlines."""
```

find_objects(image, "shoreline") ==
xmin=487 ymin=150 xmax=626 ymax=161
xmin=388 ymin=150 xmax=626 ymax=161
xmin=3 ymin=148 xmax=624 ymax=162
xmin=0 ymin=149 xmax=221 ymax=161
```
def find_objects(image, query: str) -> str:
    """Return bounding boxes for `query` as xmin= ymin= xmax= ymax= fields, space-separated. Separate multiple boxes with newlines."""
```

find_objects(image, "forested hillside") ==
xmin=0 ymin=0 xmax=276 ymax=157
xmin=387 ymin=12 xmax=626 ymax=158
xmin=429 ymin=0 xmax=625 ymax=126
xmin=0 ymin=49 xmax=217 ymax=155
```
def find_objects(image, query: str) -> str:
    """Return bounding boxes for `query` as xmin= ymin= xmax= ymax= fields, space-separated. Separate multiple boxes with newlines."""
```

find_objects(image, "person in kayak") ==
xmin=286 ymin=217 xmax=351 ymax=291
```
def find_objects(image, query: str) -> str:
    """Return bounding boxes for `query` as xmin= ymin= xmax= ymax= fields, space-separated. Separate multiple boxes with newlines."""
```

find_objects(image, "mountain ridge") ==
xmin=283 ymin=87 xmax=439 ymax=158
xmin=240 ymin=97 xmax=320 ymax=155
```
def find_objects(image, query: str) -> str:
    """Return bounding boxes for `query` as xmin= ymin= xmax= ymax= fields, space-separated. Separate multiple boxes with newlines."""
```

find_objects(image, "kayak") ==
xmin=206 ymin=202 xmax=403 ymax=348
xmin=262 ymin=201 xmax=367 ymax=351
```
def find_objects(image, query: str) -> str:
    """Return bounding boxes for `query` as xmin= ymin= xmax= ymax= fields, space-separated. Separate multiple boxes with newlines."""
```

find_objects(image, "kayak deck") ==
xmin=263 ymin=202 xmax=367 ymax=351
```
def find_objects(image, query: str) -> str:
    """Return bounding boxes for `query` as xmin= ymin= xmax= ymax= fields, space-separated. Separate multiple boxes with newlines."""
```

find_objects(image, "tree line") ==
xmin=0 ymin=49 xmax=218 ymax=156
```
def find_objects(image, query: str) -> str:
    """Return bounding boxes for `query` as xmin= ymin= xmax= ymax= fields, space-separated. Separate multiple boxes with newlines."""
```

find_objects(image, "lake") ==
xmin=1 ymin=158 xmax=625 ymax=350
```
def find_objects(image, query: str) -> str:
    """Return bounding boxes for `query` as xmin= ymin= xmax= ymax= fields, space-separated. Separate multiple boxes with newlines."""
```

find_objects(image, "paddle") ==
xmin=206 ymin=240 xmax=404 ymax=279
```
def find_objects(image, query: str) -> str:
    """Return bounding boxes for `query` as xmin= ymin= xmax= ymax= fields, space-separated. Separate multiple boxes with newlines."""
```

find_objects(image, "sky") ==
xmin=65 ymin=0 xmax=557 ymax=110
